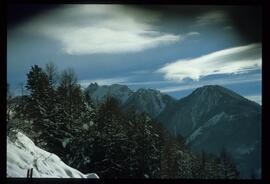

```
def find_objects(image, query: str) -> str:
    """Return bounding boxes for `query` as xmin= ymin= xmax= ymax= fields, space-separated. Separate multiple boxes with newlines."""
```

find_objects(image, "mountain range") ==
xmin=85 ymin=83 xmax=175 ymax=118
xmin=85 ymin=83 xmax=261 ymax=178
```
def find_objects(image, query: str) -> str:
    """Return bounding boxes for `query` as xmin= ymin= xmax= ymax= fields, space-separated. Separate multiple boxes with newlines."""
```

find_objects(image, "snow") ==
xmin=204 ymin=112 xmax=227 ymax=128
xmin=235 ymin=144 xmax=256 ymax=155
xmin=82 ymin=123 xmax=89 ymax=130
xmin=186 ymin=112 xmax=228 ymax=144
xmin=144 ymin=174 xmax=149 ymax=178
xmin=7 ymin=131 xmax=99 ymax=178
xmin=62 ymin=138 xmax=70 ymax=148
xmin=185 ymin=127 xmax=203 ymax=144
xmin=89 ymin=121 xmax=94 ymax=126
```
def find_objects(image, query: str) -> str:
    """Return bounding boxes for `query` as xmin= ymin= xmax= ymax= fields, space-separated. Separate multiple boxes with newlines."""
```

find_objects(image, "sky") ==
xmin=7 ymin=5 xmax=262 ymax=104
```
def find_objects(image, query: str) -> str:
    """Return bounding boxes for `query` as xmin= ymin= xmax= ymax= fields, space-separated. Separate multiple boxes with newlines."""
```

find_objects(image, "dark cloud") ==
xmin=127 ymin=5 xmax=262 ymax=42
xmin=225 ymin=6 xmax=262 ymax=42
xmin=8 ymin=5 xmax=261 ymax=43
xmin=7 ymin=4 xmax=60 ymax=30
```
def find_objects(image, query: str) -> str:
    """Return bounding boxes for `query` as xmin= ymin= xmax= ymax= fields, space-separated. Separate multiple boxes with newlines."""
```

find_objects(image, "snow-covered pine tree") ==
xmin=122 ymin=106 xmax=137 ymax=177
xmin=68 ymin=101 xmax=97 ymax=172
xmin=160 ymin=129 xmax=175 ymax=178
xmin=137 ymin=113 xmax=161 ymax=178
xmin=55 ymin=68 xmax=89 ymax=161
xmin=25 ymin=65 xmax=56 ymax=149
xmin=92 ymin=97 xmax=129 ymax=178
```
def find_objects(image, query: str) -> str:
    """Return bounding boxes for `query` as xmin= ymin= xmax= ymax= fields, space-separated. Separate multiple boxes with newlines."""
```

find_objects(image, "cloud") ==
xmin=124 ymin=80 xmax=175 ymax=86
xmin=224 ymin=26 xmax=233 ymax=30
xmin=129 ymin=70 xmax=150 ymax=75
xmin=196 ymin=11 xmax=228 ymax=26
xmin=79 ymin=77 xmax=174 ymax=88
xmin=18 ymin=5 xmax=182 ymax=55
xmin=79 ymin=77 xmax=129 ymax=88
xmin=158 ymin=73 xmax=261 ymax=93
xmin=61 ymin=28 xmax=181 ymax=55
xmin=157 ymin=43 xmax=261 ymax=82
xmin=185 ymin=32 xmax=200 ymax=36
xmin=244 ymin=94 xmax=261 ymax=105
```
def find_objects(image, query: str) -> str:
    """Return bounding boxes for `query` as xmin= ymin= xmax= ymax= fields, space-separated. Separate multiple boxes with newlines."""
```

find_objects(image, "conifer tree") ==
xmin=25 ymin=65 xmax=55 ymax=148
xmin=92 ymin=97 xmax=128 ymax=178
xmin=55 ymin=68 xmax=88 ymax=161
xmin=219 ymin=148 xmax=239 ymax=179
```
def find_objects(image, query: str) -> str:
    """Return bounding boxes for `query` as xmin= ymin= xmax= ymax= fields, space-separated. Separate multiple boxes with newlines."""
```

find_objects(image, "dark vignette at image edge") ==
xmin=2 ymin=0 xmax=269 ymax=184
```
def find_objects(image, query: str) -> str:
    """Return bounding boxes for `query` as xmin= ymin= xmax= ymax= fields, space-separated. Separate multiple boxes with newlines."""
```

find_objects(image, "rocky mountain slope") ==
xmin=85 ymin=83 xmax=133 ymax=105
xmin=157 ymin=85 xmax=261 ymax=178
xmin=85 ymin=83 xmax=176 ymax=118
xmin=123 ymin=88 xmax=175 ymax=118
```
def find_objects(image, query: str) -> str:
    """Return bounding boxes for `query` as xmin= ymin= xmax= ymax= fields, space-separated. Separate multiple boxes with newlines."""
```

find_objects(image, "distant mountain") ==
xmin=85 ymin=83 xmax=176 ymax=118
xmin=157 ymin=85 xmax=261 ymax=178
xmin=123 ymin=88 xmax=176 ymax=118
xmin=85 ymin=83 xmax=261 ymax=178
xmin=85 ymin=83 xmax=133 ymax=105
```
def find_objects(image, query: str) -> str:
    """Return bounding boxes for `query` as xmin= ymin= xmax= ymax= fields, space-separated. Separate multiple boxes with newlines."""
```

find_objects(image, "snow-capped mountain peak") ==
xmin=85 ymin=83 xmax=175 ymax=118
xmin=124 ymin=88 xmax=175 ymax=118
xmin=85 ymin=83 xmax=133 ymax=105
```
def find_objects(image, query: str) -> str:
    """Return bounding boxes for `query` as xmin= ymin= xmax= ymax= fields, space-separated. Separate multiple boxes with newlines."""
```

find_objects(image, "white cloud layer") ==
xmin=19 ymin=5 xmax=183 ymax=55
xmin=244 ymin=95 xmax=262 ymax=105
xmin=157 ymin=43 xmax=261 ymax=82
xmin=158 ymin=73 xmax=261 ymax=93
xmin=196 ymin=11 xmax=228 ymax=26
xmin=62 ymin=28 xmax=180 ymax=55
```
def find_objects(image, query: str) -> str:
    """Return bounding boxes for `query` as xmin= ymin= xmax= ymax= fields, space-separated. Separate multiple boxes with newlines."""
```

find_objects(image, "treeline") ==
xmin=7 ymin=64 xmax=239 ymax=179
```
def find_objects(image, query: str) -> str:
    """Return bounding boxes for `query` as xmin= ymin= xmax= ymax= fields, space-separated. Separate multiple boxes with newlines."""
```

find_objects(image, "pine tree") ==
xmin=197 ymin=150 xmax=207 ymax=179
xmin=91 ymin=97 xmax=128 ymax=178
xmin=68 ymin=103 xmax=97 ymax=172
xmin=122 ymin=106 xmax=138 ymax=178
xmin=55 ymin=68 xmax=89 ymax=161
xmin=215 ymin=148 xmax=239 ymax=179
xmin=7 ymin=83 xmax=12 ymax=121
xmin=250 ymin=168 xmax=257 ymax=179
xmin=25 ymin=65 xmax=56 ymax=148
xmin=160 ymin=128 xmax=175 ymax=178
xmin=45 ymin=62 xmax=59 ymax=89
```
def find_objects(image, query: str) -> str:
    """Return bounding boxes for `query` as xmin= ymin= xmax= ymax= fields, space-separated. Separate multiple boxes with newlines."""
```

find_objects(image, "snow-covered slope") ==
xmin=7 ymin=131 xmax=99 ymax=178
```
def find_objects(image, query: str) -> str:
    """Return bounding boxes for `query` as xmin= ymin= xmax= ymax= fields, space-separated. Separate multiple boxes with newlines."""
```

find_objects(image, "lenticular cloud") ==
xmin=157 ymin=43 xmax=261 ymax=82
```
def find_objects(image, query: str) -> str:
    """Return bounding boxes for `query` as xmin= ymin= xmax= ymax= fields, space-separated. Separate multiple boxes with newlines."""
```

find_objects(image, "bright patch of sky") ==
xmin=7 ymin=5 xmax=262 ymax=104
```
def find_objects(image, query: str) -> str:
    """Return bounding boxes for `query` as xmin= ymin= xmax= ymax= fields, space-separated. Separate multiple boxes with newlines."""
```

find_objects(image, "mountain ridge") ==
xmin=157 ymin=84 xmax=261 ymax=178
xmin=85 ymin=83 xmax=261 ymax=178
xmin=85 ymin=83 xmax=176 ymax=117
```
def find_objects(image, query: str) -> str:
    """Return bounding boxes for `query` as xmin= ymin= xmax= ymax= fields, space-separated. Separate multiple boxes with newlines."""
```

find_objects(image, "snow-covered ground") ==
xmin=7 ymin=131 xmax=99 ymax=178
